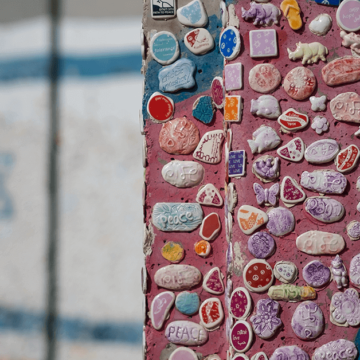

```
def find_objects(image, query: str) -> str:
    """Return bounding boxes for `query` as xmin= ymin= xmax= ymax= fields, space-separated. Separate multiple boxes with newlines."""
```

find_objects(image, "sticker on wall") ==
xmin=151 ymin=0 xmax=176 ymax=19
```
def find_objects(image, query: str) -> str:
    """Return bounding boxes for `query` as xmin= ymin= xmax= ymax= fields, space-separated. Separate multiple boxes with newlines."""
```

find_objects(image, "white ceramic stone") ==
xmin=228 ymin=183 xmax=238 ymax=214
xmin=177 ymin=0 xmax=208 ymax=27
xmin=219 ymin=26 xmax=241 ymax=60
xmin=330 ymin=288 xmax=360 ymax=327
xmin=184 ymin=28 xmax=214 ymax=55
xmin=248 ymin=125 xmax=281 ymax=154
xmin=300 ymin=170 xmax=347 ymax=195
xmin=243 ymin=259 xmax=274 ymax=293
xmin=336 ymin=0 xmax=360 ymax=32
xmin=150 ymin=31 xmax=179 ymax=65
xmin=251 ymin=353 xmax=268 ymax=360
xmin=335 ymin=144 xmax=360 ymax=173
xmin=311 ymin=116 xmax=329 ymax=134
xmin=274 ymin=261 xmax=298 ymax=284
xmin=193 ymin=130 xmax=225 ymax=164
xmin=237 ymin=205 xmax=268 ymax=235
xmin=220 ymin=1 xmax=228 ymax=28
xmin=251 ymin=95 xmax=281 ymax=119
xmin=296 ymin=231 xmax=345 ymax=255
xmin=309 ymin=14 xmax=332 ymax=36
xmin=287 ymin=42 xmax=328 ymax=64
xmin=305 ymin=139 xmax=339 ymax=164
xmin=206 ymin=356 xmax=222 ymax=360
xmin=228 ymin=4 xmax=240 ymax=28
xmin=150 ymin=291 xmax=175 ymax=330
xmin=230 ymin=320 xmax=253 ymax=353
xmin=169 ymin=348 xmax=198 ymax=360
xmin=165 ymin=321 xmax=208 ymax=345
xmin=155 ymin=265 xmax=202 ymax=290
xmin=229 ymin=287 xmax=252 ymax=320
xmin=313 ymin=340 xmax=358 ymax=360
xmin=196 ymin=183 xmax=223 ymax=207
xmin=347 ymin=220 xmax=360 ymax=240
xmin=310 ymin=95 xmax=327 ymax=111
xmin=277 ymin=137 xmax=304 ymax=162
xmin=162 ymin=160 xmax=204 ymax=188
xmin=280 ymin=176 xmax=306 ymax=207
xmin=225 ymin=63 xmax=243 ymax=91
xmin=330 ymin=92 xmax=360 ymax=123
xmin=350 ymin=253 xmax=360 ymax=287
xmin=355 ymin=127 xmax=360 ymax=137
xmin=199 ymin=298 xmax=224 ymax=330
xmin=331 ymin=255 xmax=348 ymax=290
xmin=305 ymin=197 xmax=344 ymax=223
xmin=151 ymin=0 xmax=176 ymax=19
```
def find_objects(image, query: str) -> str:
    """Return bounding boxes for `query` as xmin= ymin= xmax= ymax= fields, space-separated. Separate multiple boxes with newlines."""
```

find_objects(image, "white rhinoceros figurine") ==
xmin=287 ymin=42 xmax=328 ymax=65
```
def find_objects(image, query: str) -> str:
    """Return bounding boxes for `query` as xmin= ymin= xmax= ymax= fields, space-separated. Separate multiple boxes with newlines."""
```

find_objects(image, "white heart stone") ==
xmin=184 ymin=28 xmax=214 ymax=55
xmin=177 ymin=0 xmax=208 ymax=27
xmin=309 ymin=14 xmax=332 ymax=36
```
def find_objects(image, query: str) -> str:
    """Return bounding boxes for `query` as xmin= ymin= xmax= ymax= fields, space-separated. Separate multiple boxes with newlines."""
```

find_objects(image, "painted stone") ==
xmin=242 ymin=3 xmax=281 ymax=26
xmin=177 ymin=0 xmax=208 ymax=27
xmin=283 ymin=67 xmax=316 ymax=100
xmin=268 ymin=285 xmax=316 ymax=302
xmin=230 ymin=320 xmax=253 ymax=353
xmin=230 ymin=287 xmax=252 ymax=320
xmin=162 ymin=160 xmax=204 ymax=188
xmin=193 ymin=130 xmax=224 ymax=164
xmin=277 ymin=137 xmax=304 ymax=162
xmin=274 ymin=261 xmax=298 ymax=284
xmin=151 ymin=291 xmax=175 ymax=330
xmin=305 ymin=139 xmax=339 ymax=164
xmin=225 ymin=63 xmax=243 ymax=91
xmin=237 ymin=205 xmax=268 ymax=235
xmin=243 ymin=259 xmax=274 ymax=293
xmin=151 ymin=0 xmax=176 ymax=19
xmin=287 ymin=42 xmax=328 ymax=64
xmin=203 ymin=267 xmax=224 ymax=295
xmin=229 ymin=150 xmax=246 ymax=177
xmin=303 ymin=261 xmax=331 ymax=288
xmin=330 ymin=92 xmax=360 ymax=123
xmin=341 ymin=30 xmax=360 ymax=57
xmin=331 ymin=288 xmax=360 ymax=327
xmin=311 ymin=116 xmax=329 ymax=134
xmin=228 ymin=4 xmax=240 ymax=27
xmin=248 ymin=232 xmax=275 ymax=259
xmin=304 ymin=197 xmax=344 ymax=223
xmin=234 ymin=355 xmax=250 ymax=360
xmin=147 ymin=92 xmax=174 ymax=122
xmin=347 ymin=220 xmax=360 ymax=240
xmin=224 ymin=95 xmax=242 ymax=122
xmin=248 ymin=126 xmax=281 ymax=154
xmin=301 ymin=170 xmax=347 ymax=195
xmin=249 ymin=64 xmax=281 ymax=94
xmin=158 ymin=59 xmax=196 ymax=93
xmin=271 ymin=347 xmax=309 ymax=360
xmin=161 ymin=241 xmax=185 ymax=263
xmin=280 ymin=176 xmax=306 ymax=207
xmin=250 ymin=298 xmax=282 ymax=339
xmin=155 ymin=265 xmax=202 ymax=290
xmin=336 ymin=144 xmax=360 ymax=172
xmin=337 ymin=0 xmax=360 ymax=32
xmin=251 ymin=353 xmax=268 ymax=360
xmin=313 ymin=340 xmax=358 ymax=360
xmin=277 ymin=108 xmax=309 ymax=133
xmin=219 ymin=26 xmax=241 ymax=60
xmin=350 ymin=253 xmax=360 ymax=288
xmin=211 ymin=77 xmax=225 ymax=109
xmin=150 ymin=31 xmax=179 ymax=65
xmin=199 ymin=213 xmax=221 ymax=241
xmin=194 ymin=240 xmax=211 ymax=257
xmin=169 ymin=347 xmax=198 ymax=360
xmin=254 ymin=183 xmax=279 ymax=207
xmin=332 ymin=255 xmax=348 ymax=290
xmin=199 ymin=298 xmax=224 ymax=330
xmin=227 ymin=183 xmax=238 ymax=214
xmin=253 ymin=156 xmax=280 ymax=183
xmin=184 ymin=28 xmax=214 ymax=55
xmin=175 ymin=291 xmax=200 ymax=315
xmin=249 ymin=29 xmax=278 ymax=58
xmin=196 ymin=184 xmax=223 ymax=207
xmin=251 ymin=95 xmax=281 ymax=119
xmin=322 ymin=56 xmax=360 ymax=86
xmin=220 ymin=0 xmax=228 ymax=27
xmin=152 ymin=203 xmax=203 ymax=232
xmin=309 ymin=14 xmax=332 ymax=36
xmin=192 ymin=96 xmax=214 ymax=124
xmin=266 ymin=207 xmax=295 ymax=236
xmin=296 ymin=231 xmax=345 ymax=255
xmin=310 ymin=95 xmax=327 ymax=112
xmin=165 ymin=321 xmax=208 ymax=345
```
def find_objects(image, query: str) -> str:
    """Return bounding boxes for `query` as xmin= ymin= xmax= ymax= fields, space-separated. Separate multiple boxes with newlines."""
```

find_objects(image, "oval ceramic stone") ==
xmin=230 ymin=287 xmax=252 ymax=320
xmin=199 ymin=298 xmax=224 ymax=330
xmin=336 ymin=144 xmax=360 ymax=172
xmin=309 ymin=14 xmax=332 ymax=36
xmin=248 ymin=232 xmax=275 ymax=259
xmin=230 ymin=320 xmax=253 ymax=353
xmin=304 ymin=196 xmax=344 ymax=223
xmin=211 ymin=77 xmax=225 ymax=109
xmin=248 ymin=126 xmax=281 ymax=154
xmin=271 ymin=347 xmax=310 ymax=360
xmin=277 ymin=108 xmax=309 ymax=132
xmin=280 ymin=176 xmax=306 ymax=207
xmin=192 ymin=96 xmax=214 ymax=124
xmin=330 ymin=92 xmax=360 ymax=123
xmin=277 ymin=137 xmax=305 ymax=162
xmin=152 ymin=203 xmax=203 ymax=232
xmin=337 ymin=0 xmax=360 ymax=32
xmin=292 ymin=301 xmax=324 ymax=339
xmin=162 ymin=160 xmax=204 ymax=188
xmin=150 ymin=31 xmax=179 ymax=65
xmin=184 ymin=28 xmax=214 ymax=55
xmin=305 ymin=139 xmax=339 ymax=164
xmin=147 ymin=92 xmax=174 ymax=122
xmin=249 ymin=64 xmax=281 ymax=94
xmin=219 ymin=26 xmax=241 ymax=60
xmin=237 ymin=205 xmax=268 ymax=235
xmin=177 ymin=0 xmax=208 ymax=27
xmin=347 ymin=220 xmax=360 ymax=241
xmin=268 ymin=284 xmax=316 ymax=302
xmin=303 ymin=260 xmax=331 ymax=288
xmin=350 ymin=253 xmax=360 ymax=288
xmin=165 ymin=321 xmax=208 ymax=346
xmin=199 ymin=213 xmax=221 ymax=241
xmin=252 ymin=155 xmax=280 ymax=182
xmin=169 ymin=347 xmax=198 ymax=360
xmin=251 ymin=353 xmax=268 ymax=360
xmin=193 ymin=130 xmax=225 ymax=164
xmin=203 ymin=267 xmax=224 ymax=295
xmin=151 ymin=291 xmax=175 ymax=330
xmin=194 ymin=240 xmax=211 ymax=257
xmin=243 ymin=259 xmax=274 ymax=293
xmin=300 ymin=170 xmax=347 ymax=194
xmin=313 ymin=340 xmax=358 ymax=360
xmin=296 ymin=231 xmax=345 ymax=255
xmin=284 ymin=67 xmax=316 ymax=100
xmin=266 ymin=207 xmax=295 ymax=236
xmin=274 ymin=261 xmax=298 ymax=284
xmin=330 ymin=288 xmax=360 ymax=327
xmin=322 ymin=56 xmax=360 ymax=86
xmin=175 ymin=291 xmax=200 ymax=316
xmin=196 ymin=184 xmax=223 ymax=207
xmin=155 ymin=265 xmax=202 ymax=290
xmin=234 ymin=356 xmax=250 ymax=360
xmin=159 ymin=117 xmax=200 ymax=155
xmin=161 ymin=241 xmax=185 ymax=263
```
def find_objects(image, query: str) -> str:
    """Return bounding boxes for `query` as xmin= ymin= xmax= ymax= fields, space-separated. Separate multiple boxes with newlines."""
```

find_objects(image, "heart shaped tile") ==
xmin=280 ymin=176 xmax=306 ymax=206
xmin=237 ymin=205 xmax=268 ymax=235
xmin=196 ymin=184 xmax=223 ymax=207
xmin=203 ymin=267 xmax=224 ymax=295
xmin=277 ymin=137 xmax=304 ymax=162
xmin=277 ymin=108 xmax=309 ymax=132
xmin=150 ymin=291 xmax=175 ymax=330
xmin=336 ymin=144 xmax=360 ymax=173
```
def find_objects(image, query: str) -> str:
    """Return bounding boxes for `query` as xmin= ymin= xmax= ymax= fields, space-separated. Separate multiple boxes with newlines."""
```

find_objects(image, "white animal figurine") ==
xmin=340 ymin=30 xmax=360 ymax=57
xmin=331 ymin=255 xmax=348 ymax=290
xmin=287 ymin=42 xmax=328 ymax=65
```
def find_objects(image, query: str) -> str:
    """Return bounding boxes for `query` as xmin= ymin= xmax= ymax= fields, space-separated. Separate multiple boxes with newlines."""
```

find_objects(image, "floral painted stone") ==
xmin=177 ymin=0 xmax=208 ymax=27
xmin=311 ymin=116 xmax=329 ymax=134
xmin=230 ymin=287 xmax=252 ymax=320
xmin=165 ymin=320 xmax=208 ymax=345
xmin=268 ymin=285 xmax=316 ymax=302
xmin=194 ymin=240 xmax=211 ymax=257
xmin=224 ymin=95 xmax=242 ymax=122
xmin=302 ymin=261 xmax=331 ymax=288
xmin=305 ymin=139 xmax=339 ymax=164
xmin=192 ymin=96 xmax=214 ymax=124
xmin=184 ymin=28 xmax=214 ymax=55
xmin=249 ymin=64 xmax=281 ymax=94
xmin=161 ymin=241 xmax=185 ymax=263
xmin=248 ymin=125 xmax=281 ymax=154
xmin=193 ymin=130 xmax=224 ymax=164
xmin=199 ymin=213 xmax=221 ymax=241
xmin=243 ymin=259 xmax=274 ymax=293
xmin=350 ymin=253 xmax=360 ymax=287
xmin=251 ymin=353 xmax=268 ymax=360
xmin=199 ymin=298 xmax=224 ymax=330
xmin=297 ymin=231 xmax=345 ymax=255
xmin=313 ymin=340 xmax=358 ymax=360
xmin=277 ymin=137 xmax=304 ymax=162
xmin=150 ymin=0 xmax=176 ymax=19
xmin=248 ymin=232 xmax=275 ymax=259
xmin=196 ymin=184 xmax=223 ymax=207
xmin=274 ymin=261 xmax=298 ymax=284
xmin=280 ymin=176 xmax=306 ymax=207
xmin=229 ymin=150 xmax=246 ymax=177
xmin=175 ymin=291 xmax=200 ymax=315
xmin=277 ymin=108 xmax=309 ymax=133
xmin=211 ymin=77 xmax=225 ymax=109
xmin=249 ymin=29 xmax=278 ymax=57
xmin=251 ymin=95 xmax=281 ymax=119
xmin=332 ymin=255 xmax=348 ymax=290
xmin=203 ymin=267 xmax=224 ymax=295
xmin=330 ymin=288 xmax=360 ymax=327
xmin=266 ymin=207 xmax=295 ymax=236
xmin=159 ymin=117 xmax=200 ymax=155
xmin=310 ymin=95 xmax=327 ymax=112
xmin=230 ymin=320 xmax=253 ymax=353
xmin=254 ymin=183 xmax=279 ymax=207
xmin=225 ymin=63 xmax=243 ymax=91
xmin=250 ymin=298 xmax=282 ymax=339
xmin=270 ymin=347 xmax=309 ymax=360
xmin=347 ymin=220 xmax=360 ymax=240
xmin=304 ymin=197 xmax=344 ymax=223
xmin=330 ymin=92 xmax=360 ymax=123
xmin=151 ymin=291 xmax=175 ymax=330
xmin=336 ymin=144 xmax=360 ymax=172
xmin=309 ymin=14 xmax=332 ymax=36
xmin=219 ymin=26 xmax=241 ymax=60
xmin=322 ymin=56 xmax=360 ymax=86
xmin=150 ymin=31 xmax=179 ymax=65
xmin=238 ymin=205 xmax=268 ymax=235
xmin=253 ymin=156 xmax=280 ymax=183
xmin=158 ymin=59 xmax=196 ymax=93
xmin=152 ymin=203 xmax=203 ymax=232
xmin=337 ymin=0 xmax=360 ymax=32
xmin=155 ymin=265 xmax=202 ymax=290
xmin=147 ymin=92 xmax=174 ymax=122
xmin=162 ymin=160 xmax=204 ymax=188
xmin=300 ymin=170 xmax=347 ymax=195
xmin=169 ymin=347 xmax=198 ymax=360
xmin=283 ymin=67 xmax=316 ymax=100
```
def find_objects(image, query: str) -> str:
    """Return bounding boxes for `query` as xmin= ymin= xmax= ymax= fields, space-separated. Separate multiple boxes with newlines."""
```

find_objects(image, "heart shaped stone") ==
xmin=177 ymin=0 xmax=208 ymax=27
xmin=305 ymin=139 xmax=339 ymax=164
xmin=309 ymin=14 xmax=332 ymax=36
xmin=237 ymin=205 xmax=268 ymax=235
xmin=203 ymin=267 xmax=224 ymax=295
xmin=196 ymin=184 xmax=223 ymax=207
xmin=280 ymin=176 xmax=306 ymax=207
xmin=336 ymin=144 xmax=360 ymax=173
xmin=274 ymin=261 xmax=298 ymax=283
xmin=277 ymin=137 xmax=304 ymax=162
xmin=296 ymin=231 xmax=345 ymax=255
xmin=150 ymin=291 xmax=175 ymax=330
